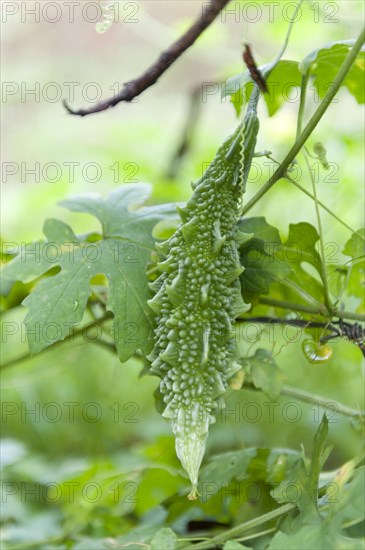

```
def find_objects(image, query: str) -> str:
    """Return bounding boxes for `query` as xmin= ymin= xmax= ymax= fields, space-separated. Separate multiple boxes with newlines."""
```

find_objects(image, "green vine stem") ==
xmin=244 ymin=383 xmax=364 ymax=419
xmin=0 ymin=313 xmax=113 ymax=371
xmin=296 ymin=72 xmax=309 ymax=139
xmin=248 ymin=152 xmax=357 ymax=234
xmin=235 ymin=526 xmax=276 ymax=544
xmin=258 ymin=297 xmax=365 ymax=322
xmin=279 ymin=278 xmax=326 ymax=310
xmin=3 ymin=298 xmax=362 ymax=372
xmin=184 ymin=503 xmax=296 ymax=550
xmin=280 ymin=385 xmax=364 ymax=418
xmin=182 ymin=467 xmax=364 ymax=549
xmin=266 ymin=0 xmax=304 ymax=70
xmin=302 ymin=151 xmax=333 ymax=313
xmin=241 ymin=26 xmax=365 ymax=216
xmin=285 ymin=174 xmax=357 ymax=234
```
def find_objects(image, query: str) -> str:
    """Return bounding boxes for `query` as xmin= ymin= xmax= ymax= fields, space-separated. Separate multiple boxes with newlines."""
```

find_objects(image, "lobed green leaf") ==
xmin=0 ymin=185 xmax=168 ymax=361
xmin=299 ymin=40 xmax=365 ymax=104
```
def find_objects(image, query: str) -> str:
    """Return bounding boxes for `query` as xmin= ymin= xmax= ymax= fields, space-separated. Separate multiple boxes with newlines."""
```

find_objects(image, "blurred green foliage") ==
xmin=1 ymin=1 xmax=364 ymax=548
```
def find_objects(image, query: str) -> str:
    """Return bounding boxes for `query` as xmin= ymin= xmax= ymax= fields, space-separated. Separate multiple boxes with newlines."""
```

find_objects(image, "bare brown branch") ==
xmin=63 ymin=0 xmax=232 ymax=117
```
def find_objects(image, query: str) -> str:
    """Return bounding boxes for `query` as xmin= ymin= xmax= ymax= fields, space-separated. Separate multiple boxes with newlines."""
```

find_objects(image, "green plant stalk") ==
xmin=258 ymin=297 xmax=365 ymax=322
xmin=183 ymin=470 xmax=363 ymax=549
xmin=244 ymin=383 xmax=364 ymax=418
xmin=184 ymin=503 xmax=296 ymax=550
xmin=282 ymin=390 xmax=361 ymax=420
xmin=303 ymin=151 xmax=333 ymax=313
xmin=241 ymin=26 xmax=365 ymax=216
xmin=0 ymin=313 xmax=113 ymax=371
xmin=259 ymin=296 xmax=329 ymax=315
xmin=254 ymin=0 xmax=305 ymax=88
xmin=296 ymin=72 xmax=309 ymax=139
xmin=285 ymin=175 xmax=357 ymax=234
xmin=250 ymin=154 xmax=357 ymax=233
xmin=236 ymin=526 xmax=276 ymax=543
xmin=280 ymin=278 xmax=326 ymax=310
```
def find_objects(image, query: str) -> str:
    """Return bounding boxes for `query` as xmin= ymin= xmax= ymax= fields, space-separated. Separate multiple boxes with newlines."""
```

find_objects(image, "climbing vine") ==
xmin=1 ymin=2 xmax=364 ymax=549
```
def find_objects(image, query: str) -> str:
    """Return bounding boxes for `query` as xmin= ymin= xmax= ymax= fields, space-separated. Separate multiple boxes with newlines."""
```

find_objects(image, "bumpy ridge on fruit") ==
xmin=148 ymin=107 xmax=259 ymax=499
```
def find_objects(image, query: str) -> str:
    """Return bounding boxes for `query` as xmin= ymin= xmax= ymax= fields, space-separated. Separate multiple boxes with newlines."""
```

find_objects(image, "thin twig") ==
xmin=0 ymin=313 xmax=113 ymax=371
xmin=243 ymin=382 xmax=364 ymax=418
xmin=302 ymin=150 xmax=333 ymax=313
xmin=279 ymin=385 xmax=365 ymax=418
xmin=285 ymin=174 xmax=357 ymax=234
xmin=64 ymin=0 xmax=231 ymax=117
xmin=296 ymin=72 xmax=309 ymax=139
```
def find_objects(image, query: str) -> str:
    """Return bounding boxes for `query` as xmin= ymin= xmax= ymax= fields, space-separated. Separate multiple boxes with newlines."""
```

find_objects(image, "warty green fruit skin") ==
xmin=148 ymin=115 xmax=257 ymax=499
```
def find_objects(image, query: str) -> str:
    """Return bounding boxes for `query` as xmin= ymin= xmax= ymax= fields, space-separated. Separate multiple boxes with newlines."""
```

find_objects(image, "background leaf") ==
xmin=342 ymin=228 xmax=365 ymax=312
xmin=264 ymin=60 xmax=301 ymax=116
xmin=0 ymin=185 xmax=168 ymax=360
xmin=299 ymin=41 xmax=365 ymax=103
xmin=241 ymin=349 xmax=286 ymax=400
xmin=150 ymin=527 xmax=178 ymax=550
xmin=238 ymin=217 xmax=290 ymax=305
xmin=223 ymin=60 xmax=301 ymax=116
xmin=224 ymin=541 xmax=252 ymax=549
